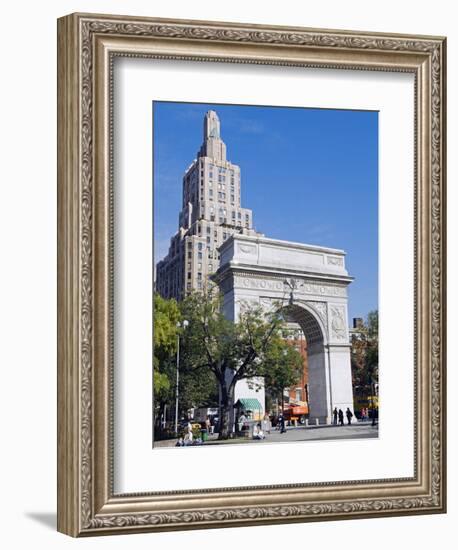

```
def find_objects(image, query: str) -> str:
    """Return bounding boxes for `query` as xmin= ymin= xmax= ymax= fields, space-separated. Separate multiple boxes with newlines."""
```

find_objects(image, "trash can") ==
xmin=200 ymin=428 xmax=208 ymax=442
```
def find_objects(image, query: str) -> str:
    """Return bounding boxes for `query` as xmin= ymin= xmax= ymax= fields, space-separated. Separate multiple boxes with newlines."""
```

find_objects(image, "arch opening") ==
xmin=281 ymin=304 xmax=330 ymax=424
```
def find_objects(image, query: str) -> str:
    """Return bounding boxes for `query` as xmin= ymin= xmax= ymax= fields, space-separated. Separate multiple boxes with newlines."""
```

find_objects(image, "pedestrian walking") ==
xmin=278 ymin=413 xmax=286 ymax=433
xmin=346 ymin=407 xmax=353 ymax=425
xmin=262 ymin=414 xmax=271 ymax=435
xmin=372 ymin=407 xmax=377 ymax=426
xmin=338 ymin=408 xmax=344 ymax=426
xmin=237 ymin=413 xmax=247 ymax=433
xmin=333 ymin=407 xmax=338 ymax=425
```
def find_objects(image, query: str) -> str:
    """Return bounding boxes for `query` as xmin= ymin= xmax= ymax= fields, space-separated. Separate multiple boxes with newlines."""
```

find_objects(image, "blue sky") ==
xmin=153 ymin=102 xmax=378 ymax=322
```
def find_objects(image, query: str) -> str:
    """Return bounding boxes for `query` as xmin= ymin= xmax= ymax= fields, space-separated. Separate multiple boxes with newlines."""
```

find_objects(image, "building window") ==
xmin=197 ymin=272 xmax=202 ymax=280
xmin=198 ymin=263 xmax=202 ymax=270
xmin=206 ymin=227 xmax=211 ymax=234
xmin=198 ymin=251 xmax=202 ymax=260
xmin=187 ymin=273 xmax=191 ymax=280
xmin=209 ymin=263 xmax=213 ymax=272
xmin=187 ymin=251 xmax=192 ymax=258
xmin=206 ymin=236 xmax=210 ymax=244
xmin=295 ymin=389 xmax=302 ymax=402
xmin=198 ymin=242 xmax=203 ymax=251
xmin=209 ymin=189 xmax=213 ymax=197
xmin=231 ymin=195 xmax=235 ymax=203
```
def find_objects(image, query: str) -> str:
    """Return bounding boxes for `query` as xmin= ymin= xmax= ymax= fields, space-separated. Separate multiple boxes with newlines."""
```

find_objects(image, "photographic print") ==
xmin=58 ymin=13 xmax=445 ymax=535
xmin=153 ymin=102 xmax=379 ymax=448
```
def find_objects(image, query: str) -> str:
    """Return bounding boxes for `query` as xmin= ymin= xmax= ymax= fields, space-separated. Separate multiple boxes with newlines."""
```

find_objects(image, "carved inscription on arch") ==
xmin=233 ymin=275 xmax=346 ymax=297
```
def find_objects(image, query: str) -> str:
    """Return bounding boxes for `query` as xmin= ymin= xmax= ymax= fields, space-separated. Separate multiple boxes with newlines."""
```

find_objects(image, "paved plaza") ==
xmin=154 ymin=422 xmax=379 ymax=448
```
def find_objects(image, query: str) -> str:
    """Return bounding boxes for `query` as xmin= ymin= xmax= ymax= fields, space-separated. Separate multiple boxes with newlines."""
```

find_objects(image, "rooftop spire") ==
xmin=199 ymin=110 xmax=227 ymax=162
xmin=204 ymin=110 xmax=221 ymax=140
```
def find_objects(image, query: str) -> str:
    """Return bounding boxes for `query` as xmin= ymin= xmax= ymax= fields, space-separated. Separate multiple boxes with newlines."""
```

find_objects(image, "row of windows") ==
xmin=207 ymin=206 xmax=245 ymax=218
xmin=186 ymin=261 xmax=213 ymax=272
xmin=187 ymin=282 xmax=202 ymax=291
xmin=187 ymin=271 xmax=204 ymax=280
xmin=208 ymin=179 xmax=238 ymax=190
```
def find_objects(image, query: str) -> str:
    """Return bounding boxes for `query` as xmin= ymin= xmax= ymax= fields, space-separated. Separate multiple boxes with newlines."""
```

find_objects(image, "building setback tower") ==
xmin=156 ymin=110 xmax=261 ymax=300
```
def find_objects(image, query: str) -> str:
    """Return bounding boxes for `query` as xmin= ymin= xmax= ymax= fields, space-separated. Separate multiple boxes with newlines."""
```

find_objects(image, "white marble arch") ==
xmin=213 ymin=234 xmax=356 ymax=424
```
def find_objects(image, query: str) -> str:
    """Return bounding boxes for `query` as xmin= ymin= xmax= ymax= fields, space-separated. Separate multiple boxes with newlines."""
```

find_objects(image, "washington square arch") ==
xmin=213 ymin=233 xmax=355 ymax=425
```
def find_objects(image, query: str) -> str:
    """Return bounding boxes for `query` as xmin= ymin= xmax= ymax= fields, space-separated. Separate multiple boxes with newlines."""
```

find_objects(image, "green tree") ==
xmin=351 ymin=310 xmax=379 ymax=398
xmin=263 ymin=336 xmax=304 ymax=413
xmin=153 ymin=293 xmax=180 ymax=406
xmin=177 ymin=368 xmax=219 ymax=413
xmin=153 ymin=292 xmax=220 ymax=435
xmin=179 ymin=289 xmax=287 ymax=439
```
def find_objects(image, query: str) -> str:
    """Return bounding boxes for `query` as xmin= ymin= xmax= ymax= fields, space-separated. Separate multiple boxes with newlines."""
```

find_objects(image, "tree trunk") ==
xmin=218 ymin=382 xmax=235 ymax=440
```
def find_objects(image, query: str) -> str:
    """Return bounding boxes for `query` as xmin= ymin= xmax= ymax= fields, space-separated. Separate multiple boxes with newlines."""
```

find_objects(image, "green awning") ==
xmin=235 ymin=398 xmax=263 ymax=411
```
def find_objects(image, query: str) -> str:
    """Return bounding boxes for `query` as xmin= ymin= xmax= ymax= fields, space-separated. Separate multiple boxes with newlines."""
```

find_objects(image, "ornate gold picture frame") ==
xmin=57 ymin=12 xmax=446 ymax=536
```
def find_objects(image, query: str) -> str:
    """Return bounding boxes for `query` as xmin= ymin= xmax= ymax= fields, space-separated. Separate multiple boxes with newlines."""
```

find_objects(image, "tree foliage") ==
xmin=154 ymin=293 xmax=180 ymax=353
xmin=153 ymin=292 xmax=218 ymax=420
xmin=351 ymin=310 xmax=379 ymax=391
xmin=154 ymin=289 xmax=307 ymax=439
xmin=178 ymin=289 xmax=291 ymax=438
xmin=263 ymin=336 xmax=304 ymax=405
xmin=153 ymin=293 xmax=180 ymax=404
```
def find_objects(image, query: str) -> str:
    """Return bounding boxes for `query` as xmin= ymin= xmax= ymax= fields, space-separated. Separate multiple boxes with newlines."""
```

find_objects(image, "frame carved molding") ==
xmin=57 ymin=13 xmax=446 ymax=536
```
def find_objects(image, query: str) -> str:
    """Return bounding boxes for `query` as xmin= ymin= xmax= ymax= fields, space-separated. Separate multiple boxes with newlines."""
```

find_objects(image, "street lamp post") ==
xmin=175 ymin=319 xmax=189 ymax=435
xmin=281 ymin=347 xmax=288 ymax=426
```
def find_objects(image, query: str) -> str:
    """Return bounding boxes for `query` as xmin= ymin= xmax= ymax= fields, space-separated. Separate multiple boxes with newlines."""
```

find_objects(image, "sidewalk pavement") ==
xmin=153 ymin=421 xmax=379 ymax=448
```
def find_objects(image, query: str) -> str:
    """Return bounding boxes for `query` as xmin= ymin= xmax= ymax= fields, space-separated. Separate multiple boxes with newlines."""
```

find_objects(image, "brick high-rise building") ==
xmin=156 ymin=110 xmax=261 ymax=300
